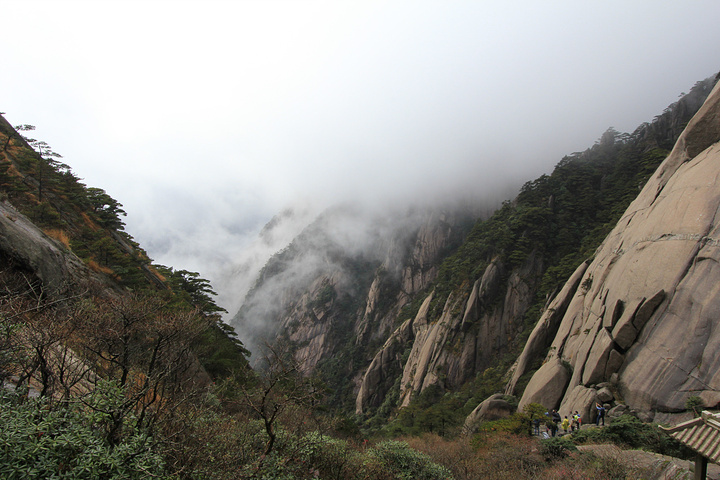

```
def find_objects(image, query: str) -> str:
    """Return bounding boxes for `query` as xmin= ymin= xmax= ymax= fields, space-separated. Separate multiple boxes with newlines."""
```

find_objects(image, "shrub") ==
xmin=297 ymin=431 xmax=355 ymax=480
xmin=161 ymin=410 xmax=264 ymax=479
xmin=361 ymin=440 xmax=454 ymax=480
xmin=471 ymin=432 xmax=545 ymax=479
xmin=686 ymin=395 xmax=704 ymax=417
xmin=0 ymin=389 xmax=167 ymax=479
xmin=86 ymin=258 xmax=114 ymax=275
xmin=523 ymin=402 xmax=548 ymax=422
xmin=44 ymin=228 xmax=70 ymax=248
xmin=405 ymin=433 xmax=495 ymax=480
xmin=541 ymin=452 xmax=631 ymax=480
xmin=477 ymin=412 xmax=532 ymax=435
xmin=570 ymin=414 xmax=693 ymax=459
xmin=539 ymin=436 xmax=577 ymax=460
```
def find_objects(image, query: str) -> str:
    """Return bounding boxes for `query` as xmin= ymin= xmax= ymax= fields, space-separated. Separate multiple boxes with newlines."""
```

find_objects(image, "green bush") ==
xmin=539 ymin=436 xmax=577 ymax=460
xmin=686 ymin=395 xmax=704 ymax=418
xmin=239 ymin=451 xmax=297 ymax=480
xmin=362 ymin=440 xmax=454 ymax=480
xmin=298 ymin=431 xmax=354 ymax=479
xmin=477 ymin=413 xmax=531 ymax=435
xmin=570 ymin=414 xmax=693 ymax=459
xmin=0 ymin=389 xmax=167 ymax=479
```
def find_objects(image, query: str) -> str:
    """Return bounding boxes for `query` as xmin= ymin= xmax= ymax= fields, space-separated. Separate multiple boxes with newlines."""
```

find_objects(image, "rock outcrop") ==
xmin=0 ymin=200 xmax=93 ymax=295
xmin=356 ymin=250 xmax=544 ymax=413
xmin=517 ymin=79 xmax=720 ymax=420
xmin=462 ymin=393 xmax=515 ymax=435
xmin=355 ymin=301 xmax=424 ymax=413
xmin=505 ymin=259 xmax=589 ymax=395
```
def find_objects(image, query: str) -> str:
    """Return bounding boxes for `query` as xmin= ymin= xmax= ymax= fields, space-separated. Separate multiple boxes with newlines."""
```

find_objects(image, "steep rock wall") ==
xmin=355 ymin=299 xmax=426 ymax=414
xmin=518 ymin=79 xmax=720 ymax=419
xmin=354 ymin=211 xmax=461 ymax=347
xmin=356 ymin=251 xmax=544 ymax=414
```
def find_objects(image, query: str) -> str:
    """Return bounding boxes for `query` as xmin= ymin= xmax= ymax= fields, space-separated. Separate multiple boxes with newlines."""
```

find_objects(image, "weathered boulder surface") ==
xmin=398 ymin=291 xmax=463 ymax=407
xmin=519 ymin=79 xmax=720 ymax=417
xmin=0 ymin=201 xmax=91 ymax=295
xmin=462 ymin=393 xmax=515 ymax=435
xmin=506 ymin=259 xmax=589 ymax=395
xmin=561 ymin=385 xmax=598 ymax=425
xmin=518 ymin=356 xmax=570 ymax=411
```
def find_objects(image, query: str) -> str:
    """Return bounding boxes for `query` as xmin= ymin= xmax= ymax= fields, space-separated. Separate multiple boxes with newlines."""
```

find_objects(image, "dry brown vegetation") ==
xmin=403 ymin=432 xmax=671 ymax=480
xmin=44 ymin=228 xmax=71 ymax=248
xmin=86 ymin=258 xmax=114 ymax=275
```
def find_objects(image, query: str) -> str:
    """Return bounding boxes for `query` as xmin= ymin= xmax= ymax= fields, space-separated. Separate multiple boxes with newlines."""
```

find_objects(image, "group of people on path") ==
xmin=533 ymin=409 xmax=583 ymax=437
xmin=533 ymin=403 xmax=606 ymax=438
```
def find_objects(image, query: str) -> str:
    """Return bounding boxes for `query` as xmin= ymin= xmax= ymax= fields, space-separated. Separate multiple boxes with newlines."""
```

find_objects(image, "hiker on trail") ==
xmin=596 ymin=402 xmax=606 ymax=426
xmin=533 ymin=418 xmax=540 ymax=435
xmin=572 ymin=411 xmax=581 ymax=431
xmin=547 ymin=419 xmax=558 ymax=437
xmin=549 ymin=409 xmax=561 ymax=437
xmin=561 ymin=415 xmax=570 ymax=433
xmin=551 ymin=409 xmax=561 ymax=424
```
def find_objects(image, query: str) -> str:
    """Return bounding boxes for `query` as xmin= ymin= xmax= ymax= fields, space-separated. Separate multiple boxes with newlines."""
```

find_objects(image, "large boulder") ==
xmin=462 ymin=393 xmax=515 ymax=435
xmin=581 ymin=328 xmax=616 ymax=386
xmin=0 ymin=201 xmax=91 ymax=295
xmin=518 ymin=79 xmax=720 ymax=418
xmin=518 ymin=356 xmax=570 ymax=411
xmin=560 ymin=385 xmax=598 ymax=426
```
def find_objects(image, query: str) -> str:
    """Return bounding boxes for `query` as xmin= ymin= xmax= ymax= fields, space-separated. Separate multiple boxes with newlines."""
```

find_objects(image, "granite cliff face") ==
xmin=359 ymin=77 xmax=718 ymax=421
xmin=515 ymin=79 xmax=720 ymax=423
xmin=356 ymin=251 xmax=543 ymax=414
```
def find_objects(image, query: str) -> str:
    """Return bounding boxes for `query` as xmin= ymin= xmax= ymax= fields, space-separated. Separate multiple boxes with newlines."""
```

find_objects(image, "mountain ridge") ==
xmin=231 ymin=74 xmax=719 ymax=430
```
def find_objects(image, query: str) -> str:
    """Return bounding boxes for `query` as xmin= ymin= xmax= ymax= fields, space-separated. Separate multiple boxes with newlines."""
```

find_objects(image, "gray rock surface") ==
xmin=518 ymin=356 xmax=570 ymax=411
xmin=462 ymin=393 xmax=515 ymax=435
xmin=519 ymin=79 xmax=720 ymax=417
xmin=559 ymin=385 xmax=598 ymax=425
xmin=0 ymin=201 xmax=89 ymax=295
xmin=395 ymin=251 xmax=543 ymax=408
xmin=596 ymin=387 xmax=614 ymax=404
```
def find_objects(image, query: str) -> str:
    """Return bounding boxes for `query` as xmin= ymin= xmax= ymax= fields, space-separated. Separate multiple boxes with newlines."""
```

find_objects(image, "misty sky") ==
xmin=2 ymin=0 xmax=720 ymax=316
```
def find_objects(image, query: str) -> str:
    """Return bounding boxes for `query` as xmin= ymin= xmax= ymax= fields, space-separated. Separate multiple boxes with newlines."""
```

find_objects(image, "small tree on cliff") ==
xmin=14 ymin=124 xmax=70 ymax=202
xmin=686 ymin=396 xmax=704 ymax=418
